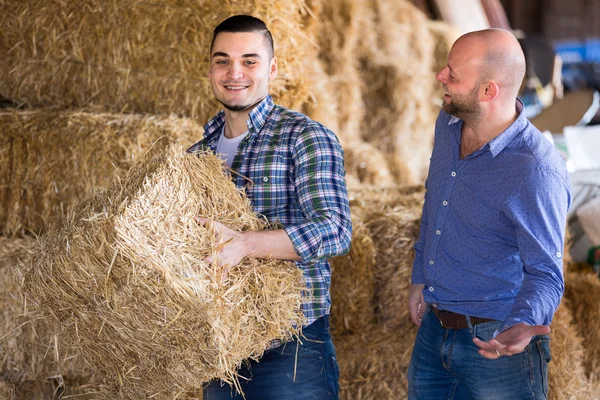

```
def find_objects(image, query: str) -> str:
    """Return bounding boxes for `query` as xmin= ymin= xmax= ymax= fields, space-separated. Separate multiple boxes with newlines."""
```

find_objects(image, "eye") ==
xmin=215 ymin=59 xmax=228 ymax=65
xmin=244 ymin=60 xmax=257 ymax=66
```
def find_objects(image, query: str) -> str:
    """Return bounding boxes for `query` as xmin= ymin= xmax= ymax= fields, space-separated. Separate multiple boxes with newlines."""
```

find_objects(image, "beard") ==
xmin=442 ymin=84 xmax=482 ymax=121
xmin=217 ymin=93 xmax=268 ymax=113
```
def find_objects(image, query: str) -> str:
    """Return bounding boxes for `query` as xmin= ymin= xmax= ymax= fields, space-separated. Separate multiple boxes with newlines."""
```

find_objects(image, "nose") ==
xmin=227 ymin=62 xmax=244 ymax=80
xmin=436 ymin=66 xmax=448 ymax=84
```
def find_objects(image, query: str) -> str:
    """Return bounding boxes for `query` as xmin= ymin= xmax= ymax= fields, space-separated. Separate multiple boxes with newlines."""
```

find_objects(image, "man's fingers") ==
xmin=532 ymin=325 xmax=551 ymax=336
xmin=194 ymin=216 xmax=207 ymax=226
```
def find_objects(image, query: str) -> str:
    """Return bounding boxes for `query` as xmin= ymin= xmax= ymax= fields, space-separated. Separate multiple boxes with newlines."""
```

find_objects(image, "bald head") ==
xmin=454 ymin=29 xmax=526 ymax=100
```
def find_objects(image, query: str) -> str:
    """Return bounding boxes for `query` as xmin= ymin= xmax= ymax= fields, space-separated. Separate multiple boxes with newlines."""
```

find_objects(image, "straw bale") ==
xmin=0 ymin=0 xmax=319 ymax=121
xmin=0 ymin=108 xmax=200 ymax=236
xmin=348 ymin=185 xmax=425 ymax=221
xmin=344 ymin=141 xmax=395 ymax=186
xmin=316 ymin=0 xmax=370 ymax=144
xmin=0 ymin=382 xmax=10 ymax=400
xmin=336 ymin=324 xmax=417 ymax=400
xmin=0 ymin=238 xmax=98 ymax=398
xmin=367 ymin=204 xmax=423 ymax=329
xmin=356 ymin=0 xmax=437 ymax=185
xmin=564 ymin=272 xmax=600 ymax=382
xmin=547 ymin=299 xmax=595 ymax=400
xmin=23 ymin=145 xmax=305 ymax=399
xmin=302 ymin=60 xmax=340 ymax=137
xmin=330 ymin=217 xmax=376 ymax=336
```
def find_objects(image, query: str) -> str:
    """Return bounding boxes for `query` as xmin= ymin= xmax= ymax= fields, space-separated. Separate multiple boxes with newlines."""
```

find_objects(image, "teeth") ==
xmin=225 ymin=86 xmax=246 ymax=90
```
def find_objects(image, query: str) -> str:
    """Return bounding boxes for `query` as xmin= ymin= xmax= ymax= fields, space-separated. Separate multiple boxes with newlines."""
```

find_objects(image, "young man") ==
xmin=407 ymin=29 xmax=571 ymax=399
xmin=188 ymin=15 xmax=351 ymax=400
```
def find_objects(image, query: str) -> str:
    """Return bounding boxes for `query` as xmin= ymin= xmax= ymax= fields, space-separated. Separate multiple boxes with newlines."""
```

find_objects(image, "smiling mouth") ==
xmin=224 ymin=85 xmax=249 ymax=91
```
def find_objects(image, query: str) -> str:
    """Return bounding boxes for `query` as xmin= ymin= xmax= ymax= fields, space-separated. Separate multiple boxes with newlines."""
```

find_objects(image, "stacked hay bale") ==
xmin=316 ymin=0 xmax=460 ymax=185
xmin=547 ymin=300 xmax=596 ymax=400
xmin=329 ymin=218 xmax=377 ymax=336
xmin=23 ymin=146 xmax=305 ymax=398
xmin=0 ymin=0 xmax=319 ymax=121
xmin=329 ymin=186 xmax=424 ymax=399
xmin=564 ymin=272 xmax=600 ymax=386
xmin=0 ymin=109 xmax=201 ymax=236
xmin=0 ymin=238 xmax=98 ymax=399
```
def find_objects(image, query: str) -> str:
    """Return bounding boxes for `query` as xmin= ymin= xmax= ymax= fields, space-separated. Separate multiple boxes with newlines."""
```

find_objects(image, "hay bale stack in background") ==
xmin=24 ymin=146 xmax=305 ymax=399
xmin=337 ymin=324 xmax=417 ymax=399
xmin=316 ymin=0 xmax=369 ymax=145
xmin=316 ymin=0 xmax=460 ymax=185
xmin=547 ymin=300 xmax=596 ymax=400
xmin=564 ymin=272 xmax=600 ymax=383
xmin=0 ymin=109 xmax=200 ymax=236
xmin=0 ymin=0 xmax=320 ymax=121
xmin=348 ymin=185 xmax=425 ymax=217
xmin=343 ymin=142 xmax=396 ymax=186
xmin=331 ymin=186 xmax=424 ymax=399
xmin=0 ymin=238 xmax=97 ymax=399
xmin=367 ymin=204 xmax=423 ymax=329
xmin=330 ymin=218 xmax=377 ymax=336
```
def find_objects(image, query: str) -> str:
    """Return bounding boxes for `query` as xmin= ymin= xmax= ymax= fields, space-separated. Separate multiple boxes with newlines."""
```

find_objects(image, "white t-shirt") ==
xmin=216 ymin=126 xmax=249 ymax=168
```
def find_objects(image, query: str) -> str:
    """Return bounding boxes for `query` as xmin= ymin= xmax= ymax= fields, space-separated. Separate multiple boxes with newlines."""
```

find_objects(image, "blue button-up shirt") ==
xmin=412 ymin=101 xmax=571 ymax=332
xmin=188 ymin=95 xmax=352 ymax=326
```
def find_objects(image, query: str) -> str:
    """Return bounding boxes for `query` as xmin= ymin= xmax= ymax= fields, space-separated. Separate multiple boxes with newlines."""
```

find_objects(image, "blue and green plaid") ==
xmin=188 ymin=95 xmax=352 ymax=325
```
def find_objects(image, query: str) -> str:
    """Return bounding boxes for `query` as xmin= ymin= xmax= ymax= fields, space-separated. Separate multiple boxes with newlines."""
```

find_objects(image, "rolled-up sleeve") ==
xmin=283 ymin=123 xmax=352 ymax=262
xmin=501 ymin=168 xmax=571 ymax=332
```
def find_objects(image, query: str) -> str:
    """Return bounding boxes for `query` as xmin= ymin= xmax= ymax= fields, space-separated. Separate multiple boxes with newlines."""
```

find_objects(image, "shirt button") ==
xmin=451 ymin=171 xmax=457 ymax=177
xmin=436 ymin=230 xmax=441 ymax=235
xmin=443 ymin=200 xmax=448 ymax=206
xmin=262 ymin=176 xmax=269 ymax=183
xmin=556 ymin=252 xmax=562 ymax=258
xmin=429 ymin=287 xmax=434 ymax=292
xmin=429 ymin=260 xmax=434 ymax=265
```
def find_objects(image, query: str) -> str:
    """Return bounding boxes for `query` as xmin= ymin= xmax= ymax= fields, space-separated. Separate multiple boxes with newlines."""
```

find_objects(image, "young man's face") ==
xmin=209 ymin=31 xmax=277 ymax=112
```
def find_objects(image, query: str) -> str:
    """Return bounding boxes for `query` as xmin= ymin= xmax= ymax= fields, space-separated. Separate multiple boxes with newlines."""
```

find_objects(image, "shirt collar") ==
xmin=202 ymin=95 xmax=275 ymax=141
xmin=447 ymin=98 xmax=527 ymax=158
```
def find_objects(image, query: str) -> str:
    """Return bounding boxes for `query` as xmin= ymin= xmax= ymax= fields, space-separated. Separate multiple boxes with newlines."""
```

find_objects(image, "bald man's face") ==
xmin=435 ymin=38 xmax=484 ymax=120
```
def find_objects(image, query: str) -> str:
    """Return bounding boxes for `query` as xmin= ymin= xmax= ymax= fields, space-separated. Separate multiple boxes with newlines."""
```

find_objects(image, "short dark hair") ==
xmin=211 ymin=15 xmax=274 ymax=58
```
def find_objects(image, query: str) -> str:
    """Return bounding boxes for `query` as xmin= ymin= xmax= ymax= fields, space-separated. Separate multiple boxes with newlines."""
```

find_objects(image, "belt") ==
xmin=432 ymin=307 xmax=496 ymax=329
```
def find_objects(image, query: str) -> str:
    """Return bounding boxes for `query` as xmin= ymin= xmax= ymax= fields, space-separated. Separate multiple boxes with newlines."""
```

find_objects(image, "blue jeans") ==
xmin=204 ymin=315 xmax=339 ymax=400
xmin=408 ymin=307 xmax=551 ymax=400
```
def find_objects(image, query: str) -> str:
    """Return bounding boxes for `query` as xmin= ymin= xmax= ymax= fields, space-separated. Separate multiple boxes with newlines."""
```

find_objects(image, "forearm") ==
xmin=501 ymin=269 xmax=564 ymax=331
xmin=241 ymin=229 xmax=302 ymax=261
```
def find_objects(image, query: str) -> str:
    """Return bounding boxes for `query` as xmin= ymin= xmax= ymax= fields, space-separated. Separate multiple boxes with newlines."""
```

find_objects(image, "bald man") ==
xmin=407 ymin=29 xmax=571 ymax=399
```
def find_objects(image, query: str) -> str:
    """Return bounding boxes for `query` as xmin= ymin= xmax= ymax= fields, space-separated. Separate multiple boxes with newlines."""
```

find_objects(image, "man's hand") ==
xmin=194 ymin=216 xmax=249 ymax=281
xmin=409 ymin=284 xmax=426 ymax=326
xmin=473 ymin=322 xmax=550 ymax=359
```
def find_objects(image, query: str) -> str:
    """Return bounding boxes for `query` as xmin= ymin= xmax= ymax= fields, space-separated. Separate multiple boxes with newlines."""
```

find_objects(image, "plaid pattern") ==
xmin=188 ymin=95 xmax=352 ymax=325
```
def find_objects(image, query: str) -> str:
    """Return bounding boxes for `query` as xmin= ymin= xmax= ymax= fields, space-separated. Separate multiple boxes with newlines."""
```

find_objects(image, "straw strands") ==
xmin=330 ymin=218 xmax=376 ymax=336
xmin=0 ymin=109 xmax=200 ymax=236
xmin=315 ymin=0 xmax=460 ymax=185
xmin=0 ymin=237 xmax=51 ymax=384
xmin=547 ymin=300 xmax=596 ymax=400
xmin=337 ymin=325 xmax=417 ymax=400
xmin=564 ymin=272 xmax=600 ymax=383
xmin=0 ymin=0 xmax=318 ymax=121
xmin=0 ymin=238 xmax=97 ymax=399
xmin=23 ymin=145 xmax=305 ymax=398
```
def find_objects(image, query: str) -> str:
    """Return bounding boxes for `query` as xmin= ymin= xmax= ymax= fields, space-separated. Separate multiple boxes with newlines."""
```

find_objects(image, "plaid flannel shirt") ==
xmin=188 ymin=95 xmax=352 ymax=326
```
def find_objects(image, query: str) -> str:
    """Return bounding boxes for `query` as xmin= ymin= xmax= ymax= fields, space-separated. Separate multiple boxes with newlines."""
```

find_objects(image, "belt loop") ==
xmin=466 ymin=314 xmax=474 ymax=334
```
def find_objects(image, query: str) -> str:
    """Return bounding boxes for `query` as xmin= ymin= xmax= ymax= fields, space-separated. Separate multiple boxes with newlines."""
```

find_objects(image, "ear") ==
xmin=269 ymin=57 xmax=278 ymax=81
xmin=482 ymin=81 xmax=500 ymax=102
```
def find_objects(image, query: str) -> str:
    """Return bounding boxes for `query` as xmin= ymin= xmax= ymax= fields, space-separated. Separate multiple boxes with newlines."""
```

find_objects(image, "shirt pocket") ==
xmin=245 ymin=154 xmax=292 ymax=219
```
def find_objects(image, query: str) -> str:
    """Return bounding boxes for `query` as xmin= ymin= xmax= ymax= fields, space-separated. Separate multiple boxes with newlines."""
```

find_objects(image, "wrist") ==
xmin=239 ymin=231 xmax=256 ymax=258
